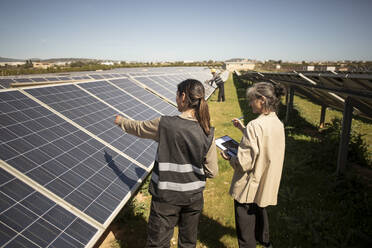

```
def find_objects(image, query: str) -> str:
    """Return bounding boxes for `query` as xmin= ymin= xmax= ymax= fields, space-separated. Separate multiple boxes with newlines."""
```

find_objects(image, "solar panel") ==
xmin=25 ymin=84 xmax=157 ymax=168
xmin=78 ymin=80 xmax=161 ymax=120
xmin=72 ymin=76 xmax=84 ymax=80
xmin=0 ymin=79 xmax=15 ymax=89
xmin=89 ymin=75 xmax=104 ymax=80
xmin=0 ymin=90 xmax=147 ymax=225
xmin=45 ymin=77 xmax=59 ymax=81
xmin=151 ymin=76 xmax=177 ymax=93
xmin=134 ymin=77 xmax=176 ymax=104
xmin=30 ymin=78 xmax=47 ymax=82
xmin=164 ymin=74 xmax=184 ymax=84
xmin=57 ymin=77 xmax=71 ymax=81
xmin=109 ymin=78 xmax=179 ymax=115
xmin=14 ymin=78 xmax=33 ymax=83
xmin=0 ymin=167 xmax=98 ymax=248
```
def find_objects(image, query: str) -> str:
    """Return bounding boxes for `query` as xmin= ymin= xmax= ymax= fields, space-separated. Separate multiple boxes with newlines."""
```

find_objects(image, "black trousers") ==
xmin=217 ymin=84 xmax=225 ymax=102
xmin=234 ymin=200 xmax=270 ymax=248
xmin=146 ymin=196 xmax=203 ymax=248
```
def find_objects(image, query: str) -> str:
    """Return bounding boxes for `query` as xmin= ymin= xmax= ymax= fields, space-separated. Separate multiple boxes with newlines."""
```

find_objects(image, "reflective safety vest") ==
xmin=149 ymin=116 xmax=214 ymax=204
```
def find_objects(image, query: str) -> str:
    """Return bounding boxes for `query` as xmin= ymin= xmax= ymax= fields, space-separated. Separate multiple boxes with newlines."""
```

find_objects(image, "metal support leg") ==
xmin=285 ymin=87 xmax=294 ymax=124
xmin=337 ymin=97 xmax=353 ymax=175
xmin=319 ymin=105 xmax=327 ymax=128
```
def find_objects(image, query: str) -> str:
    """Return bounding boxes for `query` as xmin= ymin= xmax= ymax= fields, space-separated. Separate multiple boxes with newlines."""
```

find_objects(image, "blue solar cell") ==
xmin=0 ymin=168 xmax=98 ymax=248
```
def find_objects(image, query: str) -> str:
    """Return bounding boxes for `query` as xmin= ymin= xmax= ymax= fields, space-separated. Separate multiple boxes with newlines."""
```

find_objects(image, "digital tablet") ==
xmin=215 ymin=135 xmax=239 ymax=157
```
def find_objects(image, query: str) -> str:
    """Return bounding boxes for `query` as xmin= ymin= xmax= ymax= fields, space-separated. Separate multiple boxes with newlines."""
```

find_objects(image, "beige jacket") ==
xmin=229 ymin=112 xmax=285 ymax=207
xmin=117 ymin=113 xmax=218 ymax=178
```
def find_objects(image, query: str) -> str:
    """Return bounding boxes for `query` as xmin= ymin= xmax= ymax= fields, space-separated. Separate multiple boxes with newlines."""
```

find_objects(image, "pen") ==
xmin=232 ymin=116 xmax=244 ymax=121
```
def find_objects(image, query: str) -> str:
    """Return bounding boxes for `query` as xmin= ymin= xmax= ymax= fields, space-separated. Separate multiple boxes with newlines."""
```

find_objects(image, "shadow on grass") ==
xmin=103 ymin=202 xmax=237 ymax=248
xmin=198 ymin=214 xmax=236 ymax=248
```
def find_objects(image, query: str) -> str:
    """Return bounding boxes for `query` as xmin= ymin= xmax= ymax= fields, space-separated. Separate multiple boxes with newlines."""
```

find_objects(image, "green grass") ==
xmin=107 ymin=73 xmax=372 ymax=248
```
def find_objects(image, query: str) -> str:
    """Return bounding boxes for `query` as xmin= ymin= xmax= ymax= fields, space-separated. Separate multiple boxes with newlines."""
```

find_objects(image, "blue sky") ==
xmin=0 ymin=0 xmax=371 ymax=62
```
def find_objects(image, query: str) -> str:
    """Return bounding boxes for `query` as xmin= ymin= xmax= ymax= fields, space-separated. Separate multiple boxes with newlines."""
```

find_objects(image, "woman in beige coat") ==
xmin=221 ymin=82 xmax=285 ymax=248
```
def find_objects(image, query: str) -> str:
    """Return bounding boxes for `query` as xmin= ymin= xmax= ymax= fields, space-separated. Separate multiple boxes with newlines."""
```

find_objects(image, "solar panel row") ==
xmin=240 ymin=71 xmax=372 ymax=119
xmin=0 ymin=68 xmax=215 ymax=247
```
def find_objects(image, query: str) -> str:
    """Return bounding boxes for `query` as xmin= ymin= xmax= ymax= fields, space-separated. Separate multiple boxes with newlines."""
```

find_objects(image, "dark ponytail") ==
xmin=177 ymin=79 xmax=211 ymax=135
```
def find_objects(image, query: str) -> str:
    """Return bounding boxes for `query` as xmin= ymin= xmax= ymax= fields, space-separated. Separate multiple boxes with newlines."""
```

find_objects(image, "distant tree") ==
xmin=24 ymin=60 xmax=33 ymax=68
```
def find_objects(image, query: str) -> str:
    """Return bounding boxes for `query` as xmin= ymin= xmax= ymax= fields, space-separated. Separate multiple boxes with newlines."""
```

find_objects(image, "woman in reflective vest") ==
xmin=115 ymin=79 xmax=218 ymax=248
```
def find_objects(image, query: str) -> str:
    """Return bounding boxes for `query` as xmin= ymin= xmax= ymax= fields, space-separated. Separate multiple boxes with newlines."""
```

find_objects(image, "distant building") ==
xmin=53 ymin=61 xmax=70 ymax=66
xmin=33 ymin=62 xmax=53 ymax=69
xmin=101 ymin=61 xmax=114 ymax=65
xmin=224 ymin=61 xmax=256 ymax=71
xmin=0 ymin=62 xmax=26 ymax=66
xmin=307 ymin=66 xmax=315 ymax=71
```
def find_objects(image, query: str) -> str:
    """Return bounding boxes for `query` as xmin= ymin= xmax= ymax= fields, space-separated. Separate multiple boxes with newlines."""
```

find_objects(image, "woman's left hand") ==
xmin=220 ymin=150 xmax=231 ymax=161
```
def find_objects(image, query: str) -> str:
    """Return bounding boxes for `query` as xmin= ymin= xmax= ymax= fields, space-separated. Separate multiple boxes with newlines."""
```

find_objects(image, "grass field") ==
xmin=101 ymin=73 xmax=372 ymax=248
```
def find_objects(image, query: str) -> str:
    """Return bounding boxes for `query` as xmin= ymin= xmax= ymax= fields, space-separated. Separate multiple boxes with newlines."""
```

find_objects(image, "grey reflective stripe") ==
xmin=158 ymin=162 xmax=205 ymax=175
xmin=151 ymin=172 xmax=206 ymax=192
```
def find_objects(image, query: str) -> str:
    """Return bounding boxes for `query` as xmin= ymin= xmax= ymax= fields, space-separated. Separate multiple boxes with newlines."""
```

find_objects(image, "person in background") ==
xmin=221 ymin=82 xmax=286 ymax=248
xmin=208 ymin=69 xmax=225 ymax=102
xmin=114 ymin=79 xmax=218 ymax=248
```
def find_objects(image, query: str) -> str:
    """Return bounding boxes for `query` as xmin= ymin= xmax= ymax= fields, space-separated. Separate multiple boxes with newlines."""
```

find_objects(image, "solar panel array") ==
xmin=240 ymin=71 xmax=372 ymax=120
xmin=0 ymin=67 xmax=215 ymax=247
